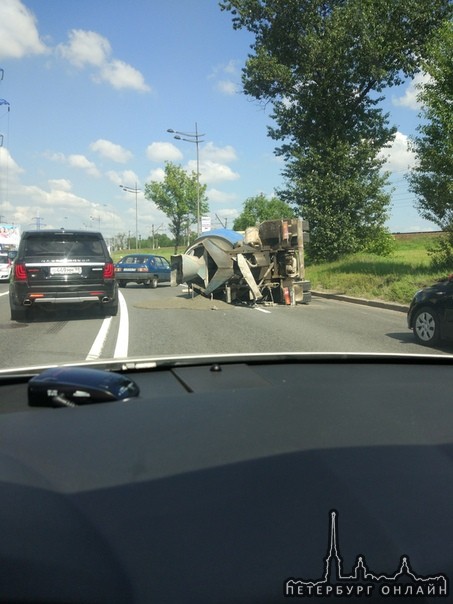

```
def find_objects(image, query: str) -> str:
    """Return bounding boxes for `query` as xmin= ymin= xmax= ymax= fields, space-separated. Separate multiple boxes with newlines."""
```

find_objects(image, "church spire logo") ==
xmin=284 ymin=511 xmax=448 ymax=598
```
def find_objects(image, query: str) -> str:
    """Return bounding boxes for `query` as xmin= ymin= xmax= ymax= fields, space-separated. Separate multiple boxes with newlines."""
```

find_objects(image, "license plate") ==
xmin=123 ymin=268 xmax=136 ymax=272
xmin=50 ymin=266 xmax=82 ymax=275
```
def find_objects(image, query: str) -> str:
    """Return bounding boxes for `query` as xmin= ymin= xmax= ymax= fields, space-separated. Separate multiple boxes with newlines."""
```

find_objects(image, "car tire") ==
xmin=102 ymin=299 xmax=119 ymax=317
xmin=151 ymin=276 xmax=158 ymax=289
xmin=143 ymin=279 xmax=151 ymax=288
xmin=413 ymin=306 xmax=440 ymax=346
xmin=118 ymin=282 xmax=127 ymax=288
xmin=10 ymin=303 xmax=31 ymax=322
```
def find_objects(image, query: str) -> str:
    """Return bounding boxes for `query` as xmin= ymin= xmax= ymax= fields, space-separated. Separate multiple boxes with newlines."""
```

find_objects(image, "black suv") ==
xmin=9 ymin=230 xmax=118 ymax=321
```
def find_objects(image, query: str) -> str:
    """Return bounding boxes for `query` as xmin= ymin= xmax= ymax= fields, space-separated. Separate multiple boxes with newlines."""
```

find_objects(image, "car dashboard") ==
xmin=0 ymin=354 xmax=452 ymax=603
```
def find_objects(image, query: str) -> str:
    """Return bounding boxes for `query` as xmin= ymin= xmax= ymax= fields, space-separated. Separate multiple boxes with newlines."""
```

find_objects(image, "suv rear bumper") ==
xmin=11 ymin=282 xmax=118 ymax=307
xmin=26 ymin=295 xmax=114 ymax=305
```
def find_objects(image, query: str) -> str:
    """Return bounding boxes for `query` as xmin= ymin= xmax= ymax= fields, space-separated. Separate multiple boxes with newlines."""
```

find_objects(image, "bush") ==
xmin=427 ymin=231 xmax=453 ymax=271
xmin=363 ymin=229 xmax=396 ymax=256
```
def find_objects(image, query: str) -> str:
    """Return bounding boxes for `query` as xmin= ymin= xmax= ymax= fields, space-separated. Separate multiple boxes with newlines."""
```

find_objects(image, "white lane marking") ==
xmin=114 ymin=290 xmax=129 ymax=358
xmin=86 ymin=316 xmax=113 ymax=360
xmin=0 ymin=292 xmax=9 ymax=297
xmin=86 ymin=291 xmax=128 ymax=360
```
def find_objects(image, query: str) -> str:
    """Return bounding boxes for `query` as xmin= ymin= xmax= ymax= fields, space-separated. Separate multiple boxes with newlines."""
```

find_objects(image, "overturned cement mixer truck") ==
xmin=171 ymin=218 xmax=310 ymax=305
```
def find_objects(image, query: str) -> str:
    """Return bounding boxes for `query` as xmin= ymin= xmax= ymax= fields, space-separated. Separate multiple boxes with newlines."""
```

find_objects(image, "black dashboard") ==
xmin=0 ymin=354 xmax=452 ymax=603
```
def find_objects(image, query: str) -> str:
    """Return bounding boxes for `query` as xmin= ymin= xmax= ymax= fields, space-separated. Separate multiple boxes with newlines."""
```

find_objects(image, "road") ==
xmin=0 ymin=282 xmax=451 ymax=370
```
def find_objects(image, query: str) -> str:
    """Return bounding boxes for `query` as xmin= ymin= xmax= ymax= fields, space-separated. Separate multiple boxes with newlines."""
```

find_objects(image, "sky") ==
xmin=0 ymin=0 xmax=439 ymax=243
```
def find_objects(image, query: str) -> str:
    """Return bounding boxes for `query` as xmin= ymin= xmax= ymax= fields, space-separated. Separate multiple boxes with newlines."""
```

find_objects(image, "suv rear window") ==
xmin=23 ymin=234 xmax=105 ymax=258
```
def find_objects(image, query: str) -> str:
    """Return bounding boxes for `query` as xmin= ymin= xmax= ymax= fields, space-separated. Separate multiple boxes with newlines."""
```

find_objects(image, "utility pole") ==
xmin=151 ymin=224 xmax=163 ymax=249
xmin=31 ymin=211 xmax=45 ymax=230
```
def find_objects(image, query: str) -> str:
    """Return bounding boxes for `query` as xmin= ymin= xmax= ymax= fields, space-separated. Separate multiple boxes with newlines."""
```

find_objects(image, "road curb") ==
xmin=311 ymin=291 xmax=409 ymax=313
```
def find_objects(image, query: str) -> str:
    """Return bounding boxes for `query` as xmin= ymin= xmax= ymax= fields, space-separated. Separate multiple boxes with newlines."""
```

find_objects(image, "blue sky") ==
xmin=0 ymin=0 xmax=438 ymax=242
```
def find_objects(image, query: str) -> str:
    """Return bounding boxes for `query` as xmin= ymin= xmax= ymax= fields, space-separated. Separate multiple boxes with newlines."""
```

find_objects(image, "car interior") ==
xmin=0 ymin=353 xmax=450 ymax=603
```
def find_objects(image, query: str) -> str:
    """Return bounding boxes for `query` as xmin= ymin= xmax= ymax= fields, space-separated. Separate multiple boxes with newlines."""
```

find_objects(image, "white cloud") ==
xmin=201 ymin=142 xmax=237 ymax=163
xmin=209 ymin=60 xmax=241 ymax=96
xmin=167 ymin=143 xmax=241 ymax=185
xmin=98 ymin=59 xmax=150 ymax=92
xmin=188 ymin=159 xmax=240 ymax=184
xmin=392 ymin=72 xmax=430 ymax=110
xmin=0 ymin=147 xmax=24 ymax=177
xmin=216 ymin=80 xmax=238 ymax=95
xmin=67 ymin=154 xmax=99 ymax=177
xmin=58 ymin=29 xmax=110 ymax=68
xmin=41 ymin=188 xmax=91 ymax=209
xmin=90 ymin=139 xmax=132 ymax=163
xmin=0 ymin=181 xmax=94 ymax=230
xmin=209 ymin=59 xmax=240 ymax=79
xmin=224 ymin=60 xmax=238 ymax=75
xmin=146 ymin=168 xmax=165 ymax=183
xmin=379 ymin=131 xmax=416 ymax=173
xmin=48 ymin=151 xmax=100 ymax=177
xmin=146 ymin=142 xmax=183 ymax=162
xmin=0 ymin=151 xmax=126 ymax=231
xmin=0 ymin=0 xmax=47 ymax=60
xmin=218 ymin=209 xmax=239 ymax=225
xmin=58 ymin=28 xmax=150 ymax=92
xmin=48 ymin=178 xmax=72 ymax=191
xmin=106 ymin=169 xmax=139 ymax=187
xmin=207 ymin=188 xmax=238 ymax=204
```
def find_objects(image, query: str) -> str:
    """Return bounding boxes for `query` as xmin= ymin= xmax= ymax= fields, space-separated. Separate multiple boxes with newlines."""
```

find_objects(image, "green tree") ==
xmin=155 ymin=233 xmax=174 ymax=248
xmin=220 ymin=0 xmax=452 ymax=261
xmin=144 ymin=162 xmax=209 ymax=253
xmin=233 ymin=193 xmax=295 ymax=230
xmin=408 ymin=19 xmax=453 ymax=261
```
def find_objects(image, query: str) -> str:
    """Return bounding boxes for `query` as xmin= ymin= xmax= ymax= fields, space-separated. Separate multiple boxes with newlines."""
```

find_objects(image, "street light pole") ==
xmin=167 ymin=123 xmax=205 ymax=236
xmin=119 ymin=183 xmax=141 ymax=250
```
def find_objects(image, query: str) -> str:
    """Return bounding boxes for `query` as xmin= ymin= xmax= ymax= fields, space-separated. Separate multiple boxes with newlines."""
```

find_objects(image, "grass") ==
xmin=111 ymin=247 xmax=174 ymax=263
xmin=112 ymin=234 xmax=448 ymax=306
xmin=305 ymin=233 xmax=447 ymax=305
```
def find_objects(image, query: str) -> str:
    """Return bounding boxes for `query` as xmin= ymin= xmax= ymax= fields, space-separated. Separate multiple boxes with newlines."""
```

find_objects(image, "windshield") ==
xmin=0 ymin=0 xmax=452 ymax=370
xmin=22 ymin=233 xmax=106 ymax=258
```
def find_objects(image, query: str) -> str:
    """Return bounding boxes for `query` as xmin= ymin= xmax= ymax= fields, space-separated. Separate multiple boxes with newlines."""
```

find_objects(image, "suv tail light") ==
xmin=103 ymin=262 xmax=115 ymax=279
xmin=14 ymin=262 xmax=28 ymax=281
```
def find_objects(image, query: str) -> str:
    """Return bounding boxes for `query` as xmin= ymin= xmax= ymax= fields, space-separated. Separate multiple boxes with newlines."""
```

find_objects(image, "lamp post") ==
xmin=167 ymin=123 xmax=205 ymax=236
xmin=119 ymin=183 xmax=141 ymax=250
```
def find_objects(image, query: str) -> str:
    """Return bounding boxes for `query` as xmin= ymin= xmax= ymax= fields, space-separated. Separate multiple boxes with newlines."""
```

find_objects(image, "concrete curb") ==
xmin=312 ymin=291 xmax=409 ymax=313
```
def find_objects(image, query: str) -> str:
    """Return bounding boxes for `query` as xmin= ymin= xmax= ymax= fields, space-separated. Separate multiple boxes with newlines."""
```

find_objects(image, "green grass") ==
xmin=305 ymin=234 xmax=448 ymax=305
xmin=113 ymin=235 xmax=448 ymax=306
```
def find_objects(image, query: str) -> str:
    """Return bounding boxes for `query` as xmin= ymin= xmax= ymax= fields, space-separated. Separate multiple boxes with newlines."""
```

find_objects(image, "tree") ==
xmin=144 ymin=162 xmax=208 ymax=253
xmin=220 ymin=0 xmax=452 ymax=261
xmin=114 ymin=232 xmax=128 ymax=250
xmin=154 ymin=233 xmax=174 ymax=248
xmin=408 ymin=20 xmax=453 ymax=237
xmin=233 ymin=193 xmax=295 ymax=230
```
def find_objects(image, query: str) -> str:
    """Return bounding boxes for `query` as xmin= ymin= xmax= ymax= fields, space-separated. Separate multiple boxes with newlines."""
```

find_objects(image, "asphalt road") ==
xmin=0 ymin=281 xmax=451 ymax=370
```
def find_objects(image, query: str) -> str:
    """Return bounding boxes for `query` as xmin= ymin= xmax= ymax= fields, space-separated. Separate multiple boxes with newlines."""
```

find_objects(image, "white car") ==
xmin=0 ymin=254 xmax=12 ymax=281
